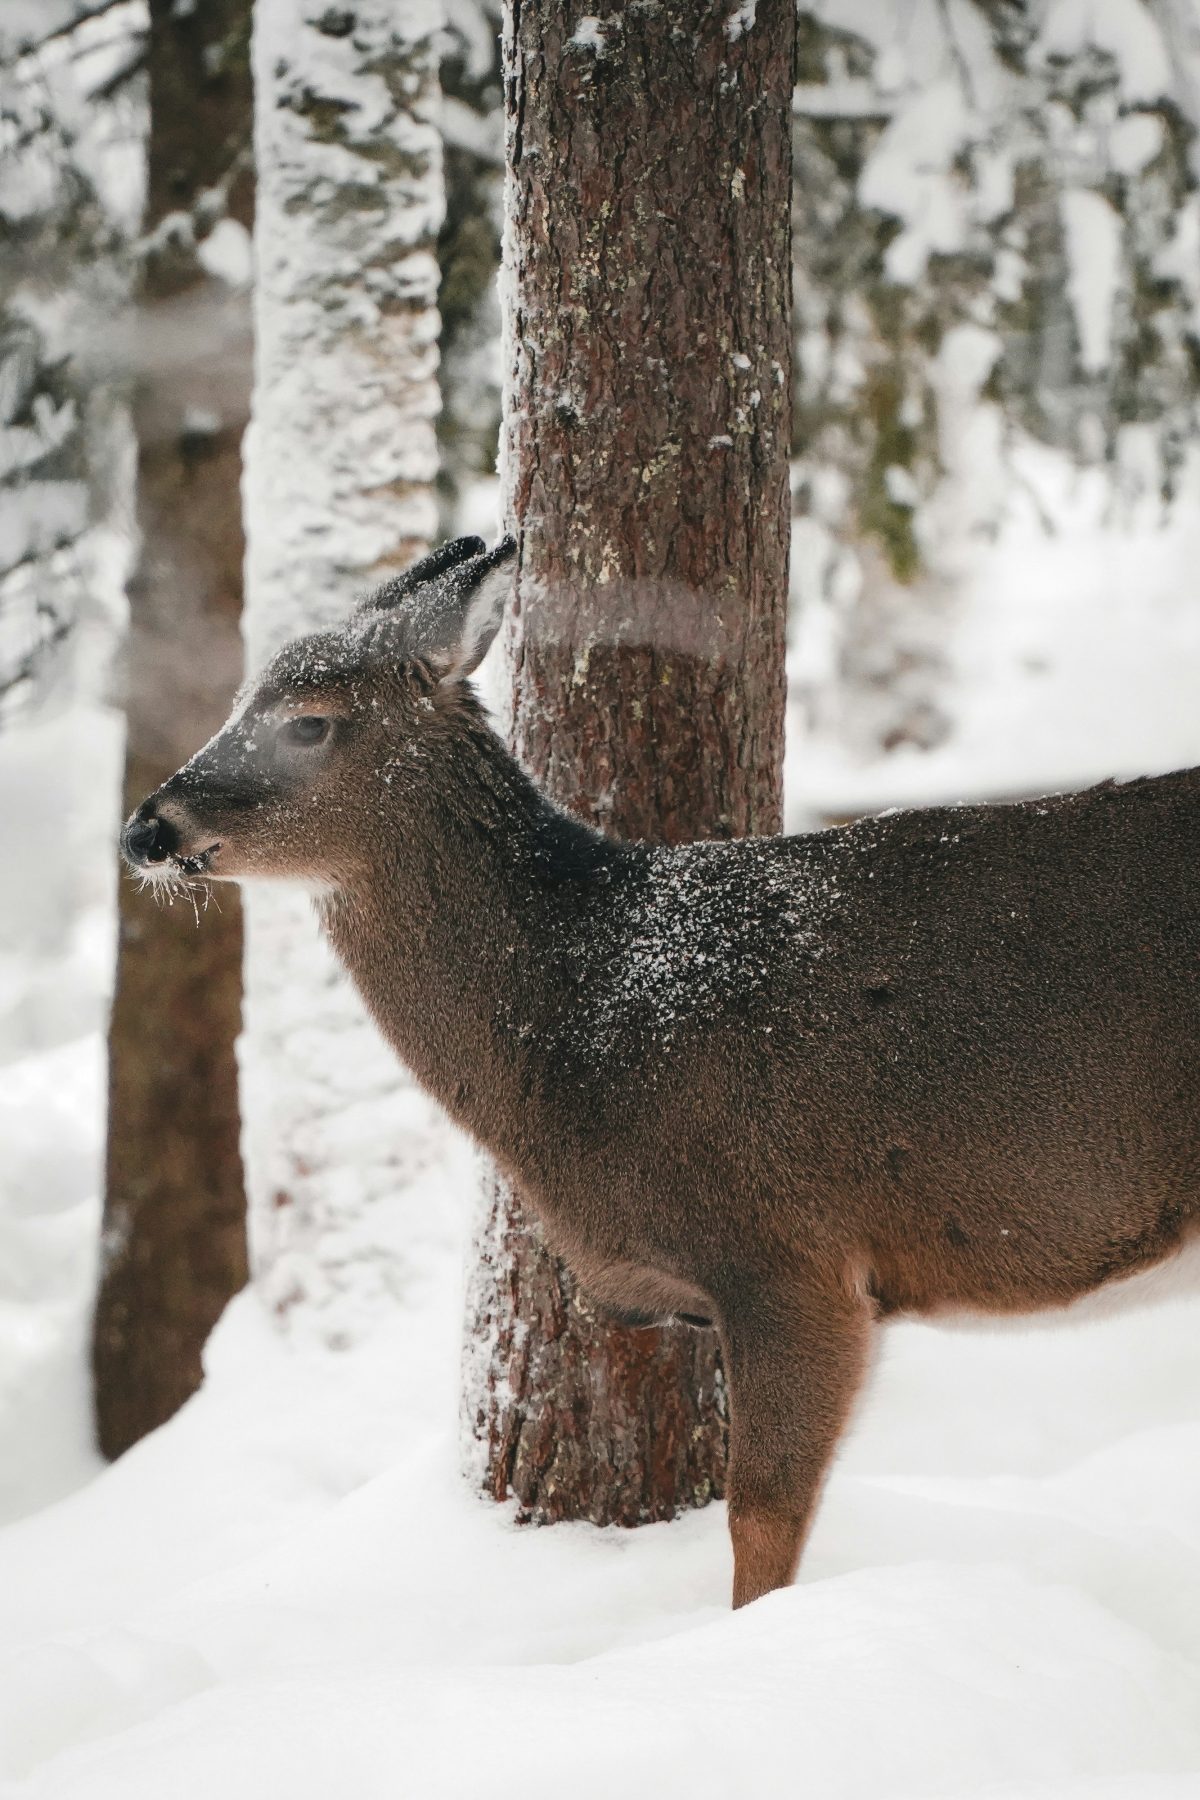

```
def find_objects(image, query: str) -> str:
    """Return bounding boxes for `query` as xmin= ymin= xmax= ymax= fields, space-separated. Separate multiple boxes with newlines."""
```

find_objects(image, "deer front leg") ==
xmin=721 ymin=1282 xmax=873 ymax=1609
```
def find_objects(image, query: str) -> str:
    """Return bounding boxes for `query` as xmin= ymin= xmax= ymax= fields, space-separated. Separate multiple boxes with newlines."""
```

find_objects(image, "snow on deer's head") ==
xmin=120 ymin=535 xmax=516 ymax=890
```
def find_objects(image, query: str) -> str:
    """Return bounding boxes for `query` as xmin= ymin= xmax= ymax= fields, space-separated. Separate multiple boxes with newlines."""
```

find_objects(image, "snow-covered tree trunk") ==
xmin=241 ymin=0 xmax=445 ymax=1339
xmin=463 ymin=0 xmax=794 ymax=1525
xmin=788 ymin=0 xmax=1200 ymax=822
xmin=96 ymin=0 xmax=253 ymax=1459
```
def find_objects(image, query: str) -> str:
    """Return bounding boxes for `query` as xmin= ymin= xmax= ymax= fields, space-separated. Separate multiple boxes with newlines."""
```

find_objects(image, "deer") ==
xmin=122 ymin=533 xmax=1200 ymax=1610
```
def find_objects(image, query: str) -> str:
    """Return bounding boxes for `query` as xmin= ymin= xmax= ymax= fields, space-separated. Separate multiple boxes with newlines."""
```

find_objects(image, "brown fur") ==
xmin=123 ymin=539 xmax=1200 ymax=1608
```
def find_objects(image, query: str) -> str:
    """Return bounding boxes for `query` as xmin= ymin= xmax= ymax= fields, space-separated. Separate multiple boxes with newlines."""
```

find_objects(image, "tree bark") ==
xmin=95 ymin=0 xmax=252 ymax=1457
xmin=463 ymin=0 xmax=794 ymax=1525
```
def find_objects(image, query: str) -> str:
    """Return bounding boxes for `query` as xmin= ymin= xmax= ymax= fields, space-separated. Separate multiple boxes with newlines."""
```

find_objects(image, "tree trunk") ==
xmin=95 ymin=0 xmax=253 ymax=1458
xmin=435 ymin=4 xmax=503 ymax=536
xmin=240 ymin=0 xmax=447 ymax=1343
xmin=463 ymin=0 xmax=794 ymax=1525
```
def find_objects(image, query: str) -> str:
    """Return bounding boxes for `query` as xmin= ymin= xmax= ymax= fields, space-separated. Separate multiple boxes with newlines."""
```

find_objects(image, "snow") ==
xmin=1060 ymin=188 xmax=1122 ymax=374
xmin=0 ymin=706 xmax=123 ymax=1525
xmin=568 ymin=16 xmax=607 ymax=54
xmin=441 ymin=95 xmax=504 ymax=166
xmin=1036 ymin=0 xmax=1171 ymax=103
xmin=0 ymin=1237 xmax=1198 ymax=1794
xmin=575 ymin=836 xmax=823 ymax=1057
xmin=195 ymin=218 xmax=253 ymax=290
xmin=1108 ymin=109 xmax=1163 ymax=175
xmin=725 ymin=2 xmax=757 ymax=43
xmin=858 ymin=79 xmax=973 ymax=285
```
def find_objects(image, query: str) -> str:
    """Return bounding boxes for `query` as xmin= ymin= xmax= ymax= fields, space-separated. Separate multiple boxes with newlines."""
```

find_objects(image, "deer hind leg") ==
xmin=721 ymin=1281 xmax=873 ymax=1609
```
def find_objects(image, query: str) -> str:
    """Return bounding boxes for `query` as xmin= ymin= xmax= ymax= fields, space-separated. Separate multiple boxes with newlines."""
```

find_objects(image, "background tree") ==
xmin=94 ymin=0 xmax=253 ymax=1459
xmin=435 ymin=0 xmax=503 ymax=538
xmin=239 ymin=0 xmax=449 ymax=1342
xmin=463 ymin=0 xmax=795 ymax=1524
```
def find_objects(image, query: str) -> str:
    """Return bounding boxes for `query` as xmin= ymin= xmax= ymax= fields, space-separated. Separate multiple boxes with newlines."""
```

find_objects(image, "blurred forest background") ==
xmin=5 ymin=0 xmax=1200 ymax=1506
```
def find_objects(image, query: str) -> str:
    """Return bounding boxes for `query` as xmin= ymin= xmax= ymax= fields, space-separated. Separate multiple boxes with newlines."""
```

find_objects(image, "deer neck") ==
xmin=319 ymin=714 xmax=615 ymax=1165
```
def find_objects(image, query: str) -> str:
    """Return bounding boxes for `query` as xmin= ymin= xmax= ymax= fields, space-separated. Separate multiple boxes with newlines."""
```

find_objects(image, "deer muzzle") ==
xmin=120 ymin=802 xmax=180 ymax=869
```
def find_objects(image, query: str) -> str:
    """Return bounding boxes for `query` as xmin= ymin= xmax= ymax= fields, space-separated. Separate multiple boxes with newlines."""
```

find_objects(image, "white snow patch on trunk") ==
xmin=569 ymin=16 xmax=606 ymax=52
xmin=725 ymin=1 xmax=757 ymax=41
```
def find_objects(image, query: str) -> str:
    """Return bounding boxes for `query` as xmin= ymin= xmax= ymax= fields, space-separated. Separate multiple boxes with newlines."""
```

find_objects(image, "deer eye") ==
xmin=281 ymin=715 xmax=330 ymax=747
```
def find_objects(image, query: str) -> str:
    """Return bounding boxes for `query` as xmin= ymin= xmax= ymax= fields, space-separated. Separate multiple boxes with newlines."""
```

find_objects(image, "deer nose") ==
xmin=121 ymin=804 xmax=179 ymax=867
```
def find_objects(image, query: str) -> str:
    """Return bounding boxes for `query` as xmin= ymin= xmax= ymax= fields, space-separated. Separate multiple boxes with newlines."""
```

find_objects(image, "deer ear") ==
xmin=361 ymin=536 xmax=486 ymax=614
xmin=429 ymin=536 xmax=516 ymax=681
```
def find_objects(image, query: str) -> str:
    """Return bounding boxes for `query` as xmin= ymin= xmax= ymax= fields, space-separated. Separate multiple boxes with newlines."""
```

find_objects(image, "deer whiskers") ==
xmin=132 ymin=862 xmax=217 ymax=926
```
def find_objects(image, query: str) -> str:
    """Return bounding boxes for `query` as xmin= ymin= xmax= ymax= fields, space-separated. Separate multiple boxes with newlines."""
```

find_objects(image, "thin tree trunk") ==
xmin=240 ymin=0 xmax=446 ymax=1342
xmin=435 ymin=8 xmax=503 ymax=535
xmin=464 ymin=0 xmax=794 ymax=1525
xmin=95 ymin=0 xmax=252 ymax=1458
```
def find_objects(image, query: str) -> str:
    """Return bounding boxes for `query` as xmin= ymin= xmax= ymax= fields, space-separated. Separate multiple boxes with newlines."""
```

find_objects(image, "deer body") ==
xmin=123 ymin=537 xmax=1200 ymax=1609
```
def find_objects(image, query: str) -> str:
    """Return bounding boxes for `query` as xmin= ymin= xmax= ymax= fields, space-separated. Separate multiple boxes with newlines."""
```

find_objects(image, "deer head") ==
xmin=120 ymin=535 xmax=517 ymax=890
